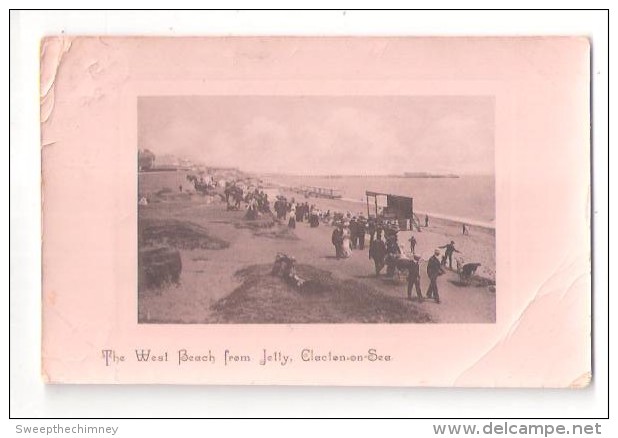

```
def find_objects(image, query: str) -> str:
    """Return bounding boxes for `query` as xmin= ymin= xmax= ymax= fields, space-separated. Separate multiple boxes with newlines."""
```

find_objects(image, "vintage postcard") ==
xmin=41 ymin=37 xmax=590 ymax=386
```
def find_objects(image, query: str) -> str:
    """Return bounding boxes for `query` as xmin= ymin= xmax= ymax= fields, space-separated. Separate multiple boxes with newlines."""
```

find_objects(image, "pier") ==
xmin=291 ymin=185 xmax=342 ymax=199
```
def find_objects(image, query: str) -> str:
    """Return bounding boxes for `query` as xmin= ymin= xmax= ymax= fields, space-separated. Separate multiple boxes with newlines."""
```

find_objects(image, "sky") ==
xmin=138 ymin=96 xmax=494 ymax=175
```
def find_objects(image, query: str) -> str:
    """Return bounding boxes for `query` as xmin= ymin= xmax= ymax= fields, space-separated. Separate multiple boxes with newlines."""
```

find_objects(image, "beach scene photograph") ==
xmin=137 ymin=95 xmax=496 ymax=324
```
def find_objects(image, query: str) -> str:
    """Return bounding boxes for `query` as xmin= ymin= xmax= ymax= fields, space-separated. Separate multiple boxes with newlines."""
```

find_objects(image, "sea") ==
xmin=139 ymin=170 xmax=495 ymax=228
xmin=265 ymin=174 xmax=495 ymax=228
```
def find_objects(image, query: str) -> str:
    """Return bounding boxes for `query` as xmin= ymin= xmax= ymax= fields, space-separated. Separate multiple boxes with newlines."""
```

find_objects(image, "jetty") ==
xmin=291 ymin=185 xmax=342 ymax=199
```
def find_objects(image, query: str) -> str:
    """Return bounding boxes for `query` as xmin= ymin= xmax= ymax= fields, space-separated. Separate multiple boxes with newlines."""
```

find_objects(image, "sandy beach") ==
xmin=138 ymin=188 xmax=496 ymax=324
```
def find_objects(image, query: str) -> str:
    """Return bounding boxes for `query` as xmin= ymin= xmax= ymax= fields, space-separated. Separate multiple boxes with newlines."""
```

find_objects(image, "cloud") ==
xmin=138 ymin=96 xmax=494 ymax=175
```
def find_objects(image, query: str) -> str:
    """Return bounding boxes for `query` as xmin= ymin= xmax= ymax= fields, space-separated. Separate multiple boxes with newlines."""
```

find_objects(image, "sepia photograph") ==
xmin=137 ymin=95 xmax=496 ymax=324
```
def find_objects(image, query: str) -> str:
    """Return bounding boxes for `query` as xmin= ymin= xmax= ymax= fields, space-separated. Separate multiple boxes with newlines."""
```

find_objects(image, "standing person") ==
xmin=407 ymin=255 xmax=423 ymax=300
xmin=409 ymin=235 xmax=417 ymax=254
xmin=342 ymin=224 xmax=353 ymax=258
xmin=234 ymin=189 xmax=242 ymax=209
xmin=289 ymin=201 xmax=296 ymax=220
xmin=278 ymin=198 xmax=287 ymax=220
xmin=369 ymin=235 xmax=387 ymax=276
xmin=309 ymin=211 xmax=319 ymax=227
xmin=367 ymin=218 xmax=376 ymax=245
xmin=296 ymin=203 xmax=303 ymax=222
xmin=331 ymin=226 xmax=343 ymax=259
xmin=376 ymin=220 xmax=384 ymax=241
xmin=384 ymin=234 xmax=402 ymax=277
xmin=439 ymin=240 xmax=461 ymax=269
xmin=462 ymin=223 xmax=469 ymax=235
xmin=426 ymin=249 xmax=445 ymax=304
xmin=282 ymin=198 xmax=289 ymax=220
xmin=425 ymin=214 xmax=429 ymax=227
xmin=349 ymin=217 xmax=358 ymax=249
xmin=386 ymin=234 xmax=401 ymax=256
xmin=357 ymin=217 xmax=367 ymax=250
xmin=224 ymin=182 xmax=231 ymax=204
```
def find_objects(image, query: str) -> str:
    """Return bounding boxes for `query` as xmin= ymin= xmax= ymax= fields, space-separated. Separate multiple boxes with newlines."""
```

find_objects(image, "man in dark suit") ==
xmin=332 ymin=227 xmax=343 ymax=259
xmin=357 ymin=217 xmax=367 ymax=250
xmin=384 ymin=234 xmax=402 ymax=277
xmin=407 ymin=255 xmax=423 ymax=300
xmin=426 ymin=249 xmax=445 ymax=303
xmin=369 ymin=235 xmax=387 ymax=276
xmin=349 ymin=217 xmax=358 ymax=249
xmin=376 ymin=220 xmax=384 ymax=241
xmin=367 ymin=218 xmax=376 ymax=245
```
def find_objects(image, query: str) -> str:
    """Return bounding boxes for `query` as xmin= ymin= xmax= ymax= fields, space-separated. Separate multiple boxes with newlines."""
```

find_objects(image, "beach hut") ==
xmin=365 ymin=191 xmax=417 ymax=230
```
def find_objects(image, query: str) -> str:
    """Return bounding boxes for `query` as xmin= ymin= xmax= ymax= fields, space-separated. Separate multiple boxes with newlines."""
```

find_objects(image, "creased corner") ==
xmin=569 ymin=372 xmax=592 ymax=389
xmin=40 ymin=36 xmax=73 ymax=126
xmin=454 ymin=254 xmax=589 ymax=387
xmin=42 ymin=140 xmax=57 ymax=149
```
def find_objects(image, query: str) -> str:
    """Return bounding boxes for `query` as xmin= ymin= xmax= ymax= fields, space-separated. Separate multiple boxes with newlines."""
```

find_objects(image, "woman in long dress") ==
xmin=342 ymin=224 xmax=353 ymax=258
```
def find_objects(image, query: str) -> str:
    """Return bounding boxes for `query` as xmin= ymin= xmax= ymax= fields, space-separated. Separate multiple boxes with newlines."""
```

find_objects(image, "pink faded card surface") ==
xmin=41 ymin=37 xmax=591 ymax=386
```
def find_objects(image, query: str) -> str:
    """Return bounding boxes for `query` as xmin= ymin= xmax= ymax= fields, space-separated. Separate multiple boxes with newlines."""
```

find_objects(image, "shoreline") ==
xmin=276 ymin=186 xmax=496 ymax=279
xmin=263 ymin=174 xmax=494 ymax=228
xmin=138 ymin=190 xmax=496 ymax=323
xmin=273 ymin=186 xmax=495 ymax=234
xmin=340 ymin=197 xmax=495 ymax=231
xmin=140 ymin=170 xmax=495 ymax=231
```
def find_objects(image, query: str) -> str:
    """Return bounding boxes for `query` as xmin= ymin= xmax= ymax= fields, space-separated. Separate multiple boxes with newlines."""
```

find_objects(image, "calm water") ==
xmin=267 ymin=174 xmax=495 ymax=225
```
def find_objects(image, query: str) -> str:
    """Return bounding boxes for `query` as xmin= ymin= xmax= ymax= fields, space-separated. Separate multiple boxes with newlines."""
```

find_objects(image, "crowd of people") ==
xmin=244 ymin=189 xmax=271 ymax=219
xmin=219 ymin=181 xmax=467 ymax=306
xmin=224 ymin=183 xmax=245 ymax=210
xmin=273 ymin=196 xmax=333 ymax=229
xmin=186 ymin=174 xmax=216 ymax=193
xmin=331 ymin=216 xmax=403 ymax=260
xmin=222 ymin=182 xmax=274 ymax=218
xmin=325 ymin=214 xmax=463 ymax=305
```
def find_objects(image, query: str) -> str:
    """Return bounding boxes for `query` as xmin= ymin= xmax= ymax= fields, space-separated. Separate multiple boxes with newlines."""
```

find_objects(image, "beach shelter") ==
xmin=365 ymin=191 xmax=417 ymax=230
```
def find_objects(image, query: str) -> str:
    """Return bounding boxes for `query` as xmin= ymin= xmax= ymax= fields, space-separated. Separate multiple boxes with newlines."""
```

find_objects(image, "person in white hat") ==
xmin=407 ymin=254 xmax=423 ymax=301
xmin=426 ymin=249 xmax=445 ymax=304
